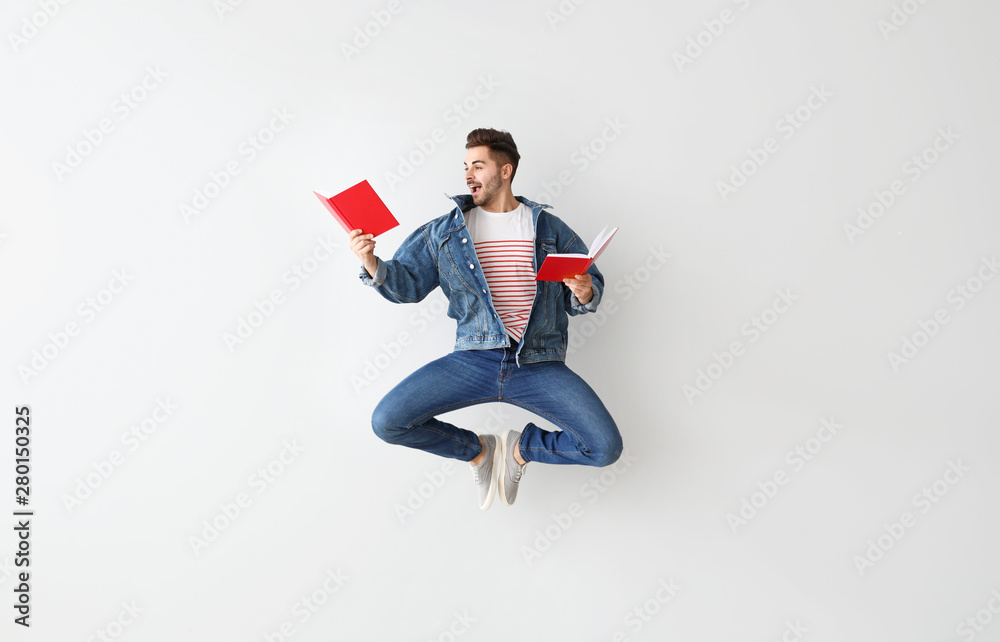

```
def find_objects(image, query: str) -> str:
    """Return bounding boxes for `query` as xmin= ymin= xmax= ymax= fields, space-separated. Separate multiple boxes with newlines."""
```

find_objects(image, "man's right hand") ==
xmin=349 ymin=229 xmax=379 ymax=278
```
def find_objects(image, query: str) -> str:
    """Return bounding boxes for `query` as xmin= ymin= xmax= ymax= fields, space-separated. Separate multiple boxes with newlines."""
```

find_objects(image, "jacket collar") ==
xmin=442 ymin=193 xmax=553 ymax=231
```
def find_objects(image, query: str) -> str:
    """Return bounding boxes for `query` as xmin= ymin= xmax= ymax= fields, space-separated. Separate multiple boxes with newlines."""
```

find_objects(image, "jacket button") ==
xmin=469 ymin=264 xmax=474 ymax=269
xmin=462 ymin=238 xmax=467 ymax=243
xmin=482 ymin=289 xmax=486 ymax=293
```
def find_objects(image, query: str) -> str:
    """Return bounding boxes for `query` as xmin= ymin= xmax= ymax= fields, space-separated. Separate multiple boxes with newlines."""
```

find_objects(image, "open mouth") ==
xmin=469 ymin=184 xmax=481 ymax=195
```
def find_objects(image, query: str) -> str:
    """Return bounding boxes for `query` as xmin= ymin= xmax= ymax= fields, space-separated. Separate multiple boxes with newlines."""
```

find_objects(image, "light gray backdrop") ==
xmin=2 ymin=0 xmax=999 ymax=640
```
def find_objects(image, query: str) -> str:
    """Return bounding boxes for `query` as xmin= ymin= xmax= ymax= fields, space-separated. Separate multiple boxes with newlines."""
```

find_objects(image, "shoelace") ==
xmin=511 ymin=463 xmax=525 ymax=483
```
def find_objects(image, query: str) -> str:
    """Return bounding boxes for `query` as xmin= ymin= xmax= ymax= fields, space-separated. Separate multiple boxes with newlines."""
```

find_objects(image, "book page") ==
xmin=588 ymin=225 xmax=610 ymax=256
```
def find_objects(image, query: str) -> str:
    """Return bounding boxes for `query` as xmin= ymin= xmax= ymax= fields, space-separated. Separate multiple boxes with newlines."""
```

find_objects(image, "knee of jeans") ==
xmin=371 ymin=403 xmax=405 ymax=443
xmin=590 ymin=434 xmax=623 ymax=467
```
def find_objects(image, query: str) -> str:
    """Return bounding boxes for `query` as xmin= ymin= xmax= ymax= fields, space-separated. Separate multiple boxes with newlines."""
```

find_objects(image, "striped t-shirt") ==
xmin=466 ymin=203 xmax=536 ymax=342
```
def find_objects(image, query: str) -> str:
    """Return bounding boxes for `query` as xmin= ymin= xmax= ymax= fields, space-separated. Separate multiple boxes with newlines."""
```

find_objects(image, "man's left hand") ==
xmin=563 ymin=273 xmax=593 ymax=304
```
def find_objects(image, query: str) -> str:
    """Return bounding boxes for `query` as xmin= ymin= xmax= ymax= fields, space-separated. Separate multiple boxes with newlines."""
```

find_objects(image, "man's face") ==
xmin=464 ymin=146 xmax=506 ymax=207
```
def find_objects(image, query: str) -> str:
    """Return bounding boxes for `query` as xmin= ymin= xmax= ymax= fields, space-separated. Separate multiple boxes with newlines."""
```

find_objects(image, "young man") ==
xmin=349 ymin=128 xmax=622 ymax=510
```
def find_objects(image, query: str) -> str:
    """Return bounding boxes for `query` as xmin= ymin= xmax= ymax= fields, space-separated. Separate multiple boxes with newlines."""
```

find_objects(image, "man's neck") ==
xmin=479 ymin=190 xmax=519 ymax=213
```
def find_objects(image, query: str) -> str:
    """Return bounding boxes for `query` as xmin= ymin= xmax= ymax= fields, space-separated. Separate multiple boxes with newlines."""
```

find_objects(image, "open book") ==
xmin=535 ymin=225 xmax=619 ymax=282
xmin=314 ymin=179 xmax=399 ymax=237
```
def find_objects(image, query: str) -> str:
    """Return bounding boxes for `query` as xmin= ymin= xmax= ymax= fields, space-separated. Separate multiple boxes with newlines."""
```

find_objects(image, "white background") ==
xmin=2 ymin=0 xmax=999 ymax=640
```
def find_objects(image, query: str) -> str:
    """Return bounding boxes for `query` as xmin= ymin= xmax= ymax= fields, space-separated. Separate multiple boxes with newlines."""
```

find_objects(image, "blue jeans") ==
xmin=371 ymin=345 xmax=623 ymax=466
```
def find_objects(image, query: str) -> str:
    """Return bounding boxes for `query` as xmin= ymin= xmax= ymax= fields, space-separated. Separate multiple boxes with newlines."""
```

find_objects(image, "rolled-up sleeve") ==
xmin=559 ymin=231 xmax=605 ymax=316
xmin=357 ymin=225 xmax=440 ymax=304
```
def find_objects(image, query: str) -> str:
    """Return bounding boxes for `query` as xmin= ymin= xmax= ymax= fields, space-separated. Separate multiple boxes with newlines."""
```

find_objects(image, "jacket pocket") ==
xmin=436 ymin=232 xmax=456 ymax=279
xmin=533 ymin=240 xmax=560 ymax=338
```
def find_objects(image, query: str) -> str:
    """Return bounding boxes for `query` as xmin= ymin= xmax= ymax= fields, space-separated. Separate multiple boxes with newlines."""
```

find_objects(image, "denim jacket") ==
xmin=358 ymin=193 xmax=604 ymax=366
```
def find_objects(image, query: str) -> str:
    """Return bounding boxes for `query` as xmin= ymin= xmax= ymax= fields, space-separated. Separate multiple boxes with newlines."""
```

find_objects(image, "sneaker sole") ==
xmin=480 ymin=437 xmax=501 ymax=511
xmin=499 ymin=430 xmax=517 ymax=506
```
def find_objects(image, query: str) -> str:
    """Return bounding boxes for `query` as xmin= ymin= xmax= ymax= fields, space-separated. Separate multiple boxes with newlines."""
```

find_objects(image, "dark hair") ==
xmin=465 ymin=128 xmax=520 ymax=183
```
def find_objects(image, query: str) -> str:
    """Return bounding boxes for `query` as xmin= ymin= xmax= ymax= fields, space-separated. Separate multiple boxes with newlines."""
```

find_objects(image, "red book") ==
xmin=535 ymin=225 xmax=619 ymax=282
xmin=313 ymin=179 xmax=399 ymax=237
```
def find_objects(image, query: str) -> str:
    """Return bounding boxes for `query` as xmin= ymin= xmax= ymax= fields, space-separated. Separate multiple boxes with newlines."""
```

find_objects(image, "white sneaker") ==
xmin=470 ymin=434 xmax=500 ymax=510
xmin=499 ymin=430 xmax=527 ymax=506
